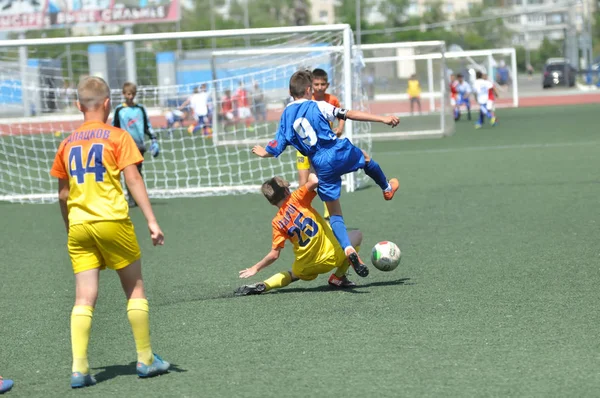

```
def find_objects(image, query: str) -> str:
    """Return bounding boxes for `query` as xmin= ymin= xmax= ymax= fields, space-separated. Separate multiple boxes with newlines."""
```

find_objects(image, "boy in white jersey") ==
xmin=179 ymin=84 xmax=212 ymax=136
xmin=472 ymin=71 xmax=496 ymax=129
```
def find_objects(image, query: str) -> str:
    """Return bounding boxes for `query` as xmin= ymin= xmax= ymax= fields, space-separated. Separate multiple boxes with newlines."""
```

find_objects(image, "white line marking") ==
xmin=375 ymin=140 xmax=600 ymax=155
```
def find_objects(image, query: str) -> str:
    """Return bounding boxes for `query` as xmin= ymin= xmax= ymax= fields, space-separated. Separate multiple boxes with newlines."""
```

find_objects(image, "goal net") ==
xmin=360 ymin=43 xmax=518 ymax=140
xmin=0 ymin=25 xmax=371 ymax=203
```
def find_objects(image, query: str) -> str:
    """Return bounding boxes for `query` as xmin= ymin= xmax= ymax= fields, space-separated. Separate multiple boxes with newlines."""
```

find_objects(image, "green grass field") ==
xmin=1 ymin=104 xmax=599 ymax=397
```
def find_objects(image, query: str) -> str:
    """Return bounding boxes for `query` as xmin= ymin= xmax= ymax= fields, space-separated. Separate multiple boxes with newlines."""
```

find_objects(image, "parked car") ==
xmin=542 ymin=59 xmax=577 ymax=88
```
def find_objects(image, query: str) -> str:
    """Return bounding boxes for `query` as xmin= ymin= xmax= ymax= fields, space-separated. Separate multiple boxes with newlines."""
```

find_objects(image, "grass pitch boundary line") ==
xmin=376 ymin=140 xmax=600 ymax=155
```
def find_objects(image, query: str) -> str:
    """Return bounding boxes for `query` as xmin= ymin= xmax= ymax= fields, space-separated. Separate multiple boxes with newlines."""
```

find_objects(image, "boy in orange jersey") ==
xmin=235 ymin=173 xmax=363 ymax=295
xmin=296 ymin=68 xmax=345 ymax=219
xmin=50 ymin=76 xmax=170 ymax=389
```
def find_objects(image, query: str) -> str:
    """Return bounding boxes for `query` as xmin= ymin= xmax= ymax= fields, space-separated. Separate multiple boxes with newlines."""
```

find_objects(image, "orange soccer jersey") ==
xmin=50 ymin=120 xmax=143 ymax=225
xmin=313 ymin=93 xmax=340 ymax=108
xmin=271 ymin=186 xmax=339 ymax=267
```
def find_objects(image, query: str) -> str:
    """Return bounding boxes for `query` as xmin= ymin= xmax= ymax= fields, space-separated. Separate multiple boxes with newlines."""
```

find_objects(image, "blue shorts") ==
xmin=310 ymin=139 xmax=366 ymax=202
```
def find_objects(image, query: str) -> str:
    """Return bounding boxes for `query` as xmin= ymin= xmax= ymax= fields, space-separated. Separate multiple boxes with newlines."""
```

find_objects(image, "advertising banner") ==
xmin=0 ymin=0 xmax=180 ymax=31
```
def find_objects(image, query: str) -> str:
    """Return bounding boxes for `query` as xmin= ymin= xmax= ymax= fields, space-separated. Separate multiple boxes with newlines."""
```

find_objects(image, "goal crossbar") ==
xmin=0 ymin=24 xmax=351 ymax=48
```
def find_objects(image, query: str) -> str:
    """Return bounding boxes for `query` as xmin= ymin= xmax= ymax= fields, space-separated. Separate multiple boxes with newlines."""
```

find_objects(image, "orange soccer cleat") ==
xmin=383 ymin=178 xmax=400 ymax=201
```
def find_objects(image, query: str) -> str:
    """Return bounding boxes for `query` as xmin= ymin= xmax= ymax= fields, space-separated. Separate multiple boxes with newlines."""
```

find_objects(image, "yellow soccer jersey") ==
xmin=271 ymin=186 xmax=339 ymax=267
xmin=50 ymin=120 xmax=143 ymax=225
xmin=407 ymin=79 xmax=421 ymax=98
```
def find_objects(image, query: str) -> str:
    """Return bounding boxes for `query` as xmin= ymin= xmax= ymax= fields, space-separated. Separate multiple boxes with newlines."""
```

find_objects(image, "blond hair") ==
xmin=261 ymin=176 xmax=291 ymax=205
xmin=122 ymin=81 xmax=137 ymax=93
xmin=77 ymin=76 xmax=110 ymax=110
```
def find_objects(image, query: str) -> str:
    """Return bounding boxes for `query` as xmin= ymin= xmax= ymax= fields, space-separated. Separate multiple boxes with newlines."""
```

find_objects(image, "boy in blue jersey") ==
xmin=113 ymin=82 xmax=159 ymax=208
xmin=252 ymin=70 xmax=400 ymax=278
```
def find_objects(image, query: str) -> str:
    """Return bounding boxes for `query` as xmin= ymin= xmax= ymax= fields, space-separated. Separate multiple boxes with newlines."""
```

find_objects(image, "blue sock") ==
xmin=329 ymin=215 xmax=352 ymax=250
xmin=478 ymin=110 xmax=484 ymax=124
xmin=364 ymin=159 xmax=389 ymax=190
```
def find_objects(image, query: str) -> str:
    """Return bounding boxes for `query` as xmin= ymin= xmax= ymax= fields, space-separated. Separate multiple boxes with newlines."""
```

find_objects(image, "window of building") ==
xmin=407 ymin=1 xmax=418 ymax=15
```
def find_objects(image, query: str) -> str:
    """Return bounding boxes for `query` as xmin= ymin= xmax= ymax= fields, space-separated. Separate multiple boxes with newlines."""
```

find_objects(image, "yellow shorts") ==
xmin=68 ymin=220 xmax=141 ymax=274
xmin=296 ymin=151 xmax=310 ymax=171
xmin=292 ymin=245 xmax=346 ymax=281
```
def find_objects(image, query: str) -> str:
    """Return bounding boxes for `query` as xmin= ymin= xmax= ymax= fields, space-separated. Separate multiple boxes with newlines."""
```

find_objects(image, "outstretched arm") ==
xmin=252 ymin=145 xmax=274 ymax=158
xmin=344 ymin=109 xmax=399 ymax=127
xmin=239 ymin=247 xmax=281 ymax=278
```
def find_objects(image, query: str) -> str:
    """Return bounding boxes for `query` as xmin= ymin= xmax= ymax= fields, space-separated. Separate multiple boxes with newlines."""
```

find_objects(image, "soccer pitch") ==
xmin=1 ymin=104 xmax=599 ymax=397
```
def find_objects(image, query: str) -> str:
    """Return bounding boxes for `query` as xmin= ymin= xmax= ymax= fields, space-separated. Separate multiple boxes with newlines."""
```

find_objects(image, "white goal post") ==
xmin=0 ymin=24 xmax=373 ymax=202
xmin=360 ymin=44 xmax=518 ymax=140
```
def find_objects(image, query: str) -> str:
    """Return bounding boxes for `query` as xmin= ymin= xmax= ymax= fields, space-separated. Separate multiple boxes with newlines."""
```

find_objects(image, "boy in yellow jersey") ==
xmin=50 ymin=76 xmax=170 ymax=389
xmin=235 ymin=173 xmax=363 ymax=295
xmin=296 ymin=68 xmax=344 ymax=219
xmin=407 ymin=74 xmax=422 ymax=115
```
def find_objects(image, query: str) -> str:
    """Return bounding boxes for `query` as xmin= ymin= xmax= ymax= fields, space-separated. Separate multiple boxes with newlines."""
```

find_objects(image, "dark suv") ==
xmin=543 ymin=59 xmax=577 ymax=88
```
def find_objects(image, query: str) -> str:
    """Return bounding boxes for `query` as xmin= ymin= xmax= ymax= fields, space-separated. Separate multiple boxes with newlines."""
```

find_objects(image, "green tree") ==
xmin=421 ymin=1 xmax=445 ymax=26
xmin=376 ymin=0 xmax=409 ymax=27
xmin=454 ymin=3 xmax=510 ymax=49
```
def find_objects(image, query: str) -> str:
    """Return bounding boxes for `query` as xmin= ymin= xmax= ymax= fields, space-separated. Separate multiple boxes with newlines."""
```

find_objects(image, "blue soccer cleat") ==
xmin=70 ymin=372 xmax=97 ymax=389
xmin=137 ymin=354 xmax=170 ymax=378
xmin=0 ymin=376 xmax=14 ymax=394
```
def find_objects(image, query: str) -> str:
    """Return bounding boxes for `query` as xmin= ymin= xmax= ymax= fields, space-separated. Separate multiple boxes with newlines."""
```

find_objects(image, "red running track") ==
xmin=2 ymin=93 xmax=599 ymax=136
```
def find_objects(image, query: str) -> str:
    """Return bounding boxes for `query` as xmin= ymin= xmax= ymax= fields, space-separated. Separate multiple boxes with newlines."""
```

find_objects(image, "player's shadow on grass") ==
xmin=92 ymin=362 xmax=187 ymax=383
xmin=272 ymin=277 xmax=412 ymax=295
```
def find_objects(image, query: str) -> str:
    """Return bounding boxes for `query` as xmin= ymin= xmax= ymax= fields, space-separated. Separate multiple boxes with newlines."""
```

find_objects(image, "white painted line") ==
xmin=375 ymin=140 xmax=600 ymax=155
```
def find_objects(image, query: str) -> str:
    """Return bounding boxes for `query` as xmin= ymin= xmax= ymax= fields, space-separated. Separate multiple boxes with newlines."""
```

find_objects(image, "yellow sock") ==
xmin=127 ymin=299 xmax=154 ymax=366
xmin=335 ymin=245 xmax=360 ymax=277
xmin=71 ymin=305 xmax=94 ymax=374
xmin=263 ymin=272 xmax=292 ymax=291
xmin=323 ymin=203 xmax=330 ymax=219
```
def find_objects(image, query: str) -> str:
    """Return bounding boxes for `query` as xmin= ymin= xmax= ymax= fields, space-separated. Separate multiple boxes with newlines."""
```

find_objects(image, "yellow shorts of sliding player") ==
xmin=292 ymin=245 xmax=346 ymax=281
xmin=68 ymin=220 xmax=142 ymax=274
xmin=296 ymin=151 xmax=310 ymax=171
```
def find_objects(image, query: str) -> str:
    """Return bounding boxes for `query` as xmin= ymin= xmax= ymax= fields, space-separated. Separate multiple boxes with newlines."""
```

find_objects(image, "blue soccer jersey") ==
xmin=113 ymin=103 xmax=156 ymax=151
xmin=265 ymin=99 xmax=365 ymax=202
xmin=265 ymin=99 xmax=339 ymax=158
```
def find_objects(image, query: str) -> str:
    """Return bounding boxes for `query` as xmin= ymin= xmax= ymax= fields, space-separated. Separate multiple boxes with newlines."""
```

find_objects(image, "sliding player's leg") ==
xmin=234 ymin=270 xmax=299 ymax=296
xmin=360 ymin=150 xmax=399 ymax=201
xmin=68 ymin=224 xmax=102 ymax=388
xmin=328 ymin=229 xmax=363 ymax=287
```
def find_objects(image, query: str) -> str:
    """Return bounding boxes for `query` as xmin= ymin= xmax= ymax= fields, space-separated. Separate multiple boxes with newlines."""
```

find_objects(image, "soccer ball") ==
xmin=371 ymin=241 xmax=401 ymax=272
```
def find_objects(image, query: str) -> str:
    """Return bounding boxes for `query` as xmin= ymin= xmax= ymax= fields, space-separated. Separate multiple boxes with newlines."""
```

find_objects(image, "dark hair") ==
xmin=476 ymin=71 xmax=483 ymax=79
xmin=289 ymin=70 xmax=312 ymax=98
xmin=261 ymin=176 xmax=290 ymax=205
xmin=312 ymin=68 xmax=328 ymax=82
xmin=457 ymin=73 xmax=463 ymax=78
